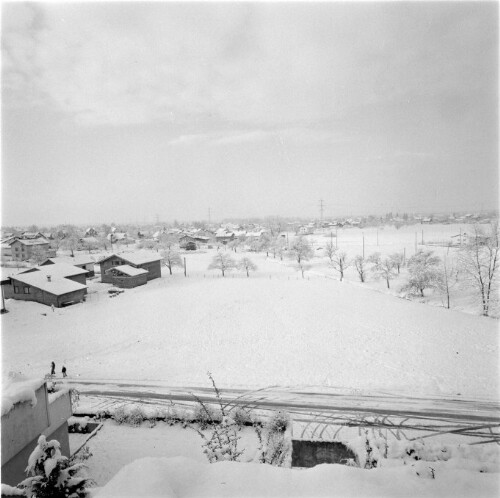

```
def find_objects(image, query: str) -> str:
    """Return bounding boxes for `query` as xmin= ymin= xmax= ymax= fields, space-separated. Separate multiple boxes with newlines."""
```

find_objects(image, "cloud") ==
xmin=2 ymin=3 xmax=496 ymax=127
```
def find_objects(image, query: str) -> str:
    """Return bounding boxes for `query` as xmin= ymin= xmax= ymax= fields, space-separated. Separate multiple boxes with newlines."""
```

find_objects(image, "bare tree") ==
xmin=289 ymin=236 xmax=314 ymax=264
xmin=373 ymin=257 xmax=397 ymax=289
xmin=228 ymin=238 xmax=241 ymax=253
xmin=403 ymin=250 xmax=441 ymax=297
xmin=60 ymin=234 xmax=80 ymax=257
xmin=208 ymin=252 xmax=236 ymax=277
xmin=353 ymin=255 xmax=368 ymax=283
xmin=323 ymin=240 xmax=336 ymax=264
xmin=238 ymin=257 xmax=258 ymax=277
xmin=459 ymin=223 xmax=499 ymax=316
xmin=389 ymin=252 xmax=404 ymax=274
xmin=161 ymin=247 xmax=183 ymax=275
xmin=30 ymin=246 xmax=47 ymax=265
xmin=437 ymin=255 xmax=457 ymax=309
xmin=331 ymin=251 xmax=349 ymax=281
xmin=297 ymin=262 xmax=312 ymax=279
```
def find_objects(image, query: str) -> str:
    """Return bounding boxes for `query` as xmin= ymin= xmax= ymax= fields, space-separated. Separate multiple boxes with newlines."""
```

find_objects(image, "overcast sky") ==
xmin=2 ymin=1 xmax=498 ymax=227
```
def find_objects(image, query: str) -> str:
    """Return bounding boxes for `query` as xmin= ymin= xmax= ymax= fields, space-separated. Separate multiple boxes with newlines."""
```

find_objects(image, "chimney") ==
xmin=47 ymin=275 xmax=51 ymax=282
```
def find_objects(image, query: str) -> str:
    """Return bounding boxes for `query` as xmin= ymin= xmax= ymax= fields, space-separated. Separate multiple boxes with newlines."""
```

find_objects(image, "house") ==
xmin=107 ymin=232 xmax=134 ymax=245
xmin=8 ymin=238 xmax=55 ymax=262
xmin=85 ymin=227 xmax=98 ymax=237
xmin=179 ymin=234 xmax=210 ymax=248
xmin=105 ymin=265 xmax=149 ymax=288
xmin=98 ymin=252 xmax=162 ymax=283
xmin=215 ymin=229 xmax=235 ymax=244
xmin=40 ymin=255 xmax=95 ymax=277
xmin=2 ymin=263 xmax=88 ymax=308
xmin=1 ymin=378 xmax=73 ymax=486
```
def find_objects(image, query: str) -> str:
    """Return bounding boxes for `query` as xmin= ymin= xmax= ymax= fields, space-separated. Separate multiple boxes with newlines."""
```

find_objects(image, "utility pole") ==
xmin=319 ymin=199 xmax=324 ymax=224
xmin=415 ymin=232 xmax=418 ymax=253
xmin=335 ymin=227 xmax=338 ymax=248
xmin=362 ymin=233 xmax=365 ymax=258
xmin=208 ymin=207 xmax=211 ymax=225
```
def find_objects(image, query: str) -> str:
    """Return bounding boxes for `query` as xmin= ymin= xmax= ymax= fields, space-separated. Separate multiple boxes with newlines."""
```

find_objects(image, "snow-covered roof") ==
xmin=43 ymin=256 xmax=94 ymax=266
xmin=99 ymin=251 xmax=162 ymax=265
xmin=9 ymin=237 xmax=49 ymax=246
xmin=106 ymin=265 xmax=148 ymax=277
xmin=18 ymin=262 xmax=88 ymax=278
xmin=11 ymin=271 xmax=88 ymax=295
xmin=2 ymin=377 xmax=45 ymax=417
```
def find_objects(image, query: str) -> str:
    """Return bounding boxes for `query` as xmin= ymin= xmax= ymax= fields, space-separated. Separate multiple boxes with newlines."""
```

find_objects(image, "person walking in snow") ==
xmin=62 ymin=366 xmax=67 ymax=378
xmin=51 ymin=361 xmax=55 ymax=376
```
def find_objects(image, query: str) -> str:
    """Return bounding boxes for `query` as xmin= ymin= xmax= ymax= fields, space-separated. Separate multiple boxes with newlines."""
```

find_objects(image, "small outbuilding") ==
xmin=105 ymin=265 xmax=148 ymax=288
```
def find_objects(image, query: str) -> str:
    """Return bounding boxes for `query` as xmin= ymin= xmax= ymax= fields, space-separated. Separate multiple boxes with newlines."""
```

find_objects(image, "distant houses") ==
xmin=1 ymin=263 xmax=88 ymax=308
xmin=98 ymin=251 xmax=162 ymax=285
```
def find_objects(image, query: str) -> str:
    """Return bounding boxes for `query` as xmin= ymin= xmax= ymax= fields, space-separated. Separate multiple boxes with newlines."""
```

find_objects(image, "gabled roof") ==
xmin=42 ymin=255 xmax=94 ymax=266
xmin=9 ymin=237 xmax=49 ymax=246
xmin=17 ymin=262 xmax=88 ymax=278
xmin=105 ymin=265 xmax=148 ymax=277
xmin=10 ymin=264 xmax=88 ymax=296
xmin=98 ymin=251 xmax=162 ymax=266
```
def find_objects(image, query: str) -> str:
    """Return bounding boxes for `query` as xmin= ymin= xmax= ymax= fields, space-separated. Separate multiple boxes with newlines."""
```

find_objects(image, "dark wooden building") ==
xmin=98 ymin=252 xmax=162 ymax=284
xmin=2 ymin=263 xmax=88 ymax=308
xmin=105 ymin=265 xmax=148 ymax=288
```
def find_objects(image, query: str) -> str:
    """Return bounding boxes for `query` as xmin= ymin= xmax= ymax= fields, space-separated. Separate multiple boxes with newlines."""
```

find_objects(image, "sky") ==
xmin=1 ymin=1 xmax=498 ymax=227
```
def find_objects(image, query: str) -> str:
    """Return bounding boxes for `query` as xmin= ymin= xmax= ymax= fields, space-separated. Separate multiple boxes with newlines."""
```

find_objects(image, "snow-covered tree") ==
xmin=323 ymin=240 xmax=336 ymax=264
xmin=403 ymin=250 xmax=441 ymax=297
xmin=208 ymin=251 xmax=236 ymax=277
xmin=238 ymin=257 xmax=257 ymax=277
xmin=437 ymin=256 xmax=458 ymax=309
xmin=30 ymin=246 xmax=47 ymax=265
xmin=160 ymin=247 xmax=183 ymax=275
xmin=60 ymin=234 xmax=80 ymax=257
xmin=289 ymin=236 xmax=314 ymax=264
xmin=353 ymin=255 xmax=368 ymax=283
xmin=389 ymin=252 xmax=405 ymax=274
xmin=459 ymin=223 xmax=499 ymax=316
xmin=19 ymin=435 xmax=91 ymax=498
xmin=373 ymin=257 xmax=397 ymax=289
xmin=330 ymin=251 xmax=349 ymax=281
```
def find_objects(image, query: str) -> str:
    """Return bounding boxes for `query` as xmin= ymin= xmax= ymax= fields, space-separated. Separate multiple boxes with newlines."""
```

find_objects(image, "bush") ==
xmin=18 ymin=435 xmax=92 ymax=498
xmin=112 ymin=406 xmax=127 ymax=425
xmin=127 ymin=406 xmax=144 ymax=427
xmin=231 ymin=407 xmax=253 ymax=427
xmin=266 ymin=410 xmax=290 ymax=433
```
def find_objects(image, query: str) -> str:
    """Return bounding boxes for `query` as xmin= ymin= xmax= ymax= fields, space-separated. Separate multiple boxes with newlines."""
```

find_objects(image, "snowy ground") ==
xmin=75 ymin=419 xmax=500 ymax=497
xmin=2 ymin=238 xmax=498 ymax=400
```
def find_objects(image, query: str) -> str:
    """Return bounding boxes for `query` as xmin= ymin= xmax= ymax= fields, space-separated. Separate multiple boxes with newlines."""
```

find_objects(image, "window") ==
xmin=23 ymin=287 xmax=30 ymax=294
xmin=14 ymin=286 xmax=20 ymax=293
xmin=15 ymin=247 xmax=19 ymax=252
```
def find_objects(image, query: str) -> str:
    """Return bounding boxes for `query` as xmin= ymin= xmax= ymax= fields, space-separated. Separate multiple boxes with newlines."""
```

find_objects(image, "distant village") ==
xmin=0 ymin=210 xmax=495 ymax=310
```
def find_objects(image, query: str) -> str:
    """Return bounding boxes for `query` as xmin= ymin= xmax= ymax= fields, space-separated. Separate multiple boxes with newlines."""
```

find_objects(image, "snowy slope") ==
xmin=2 ymin=251 xmax=497 ymax=400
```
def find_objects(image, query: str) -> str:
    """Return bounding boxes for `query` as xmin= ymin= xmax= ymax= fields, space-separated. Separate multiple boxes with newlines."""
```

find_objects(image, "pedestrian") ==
xmin=51 ymin=361 xmax=55 ymax=376
xmin=62 ymin=366 xmax=67 ymax=378
xmin=51 ymin=304 xmax=55 ymax=312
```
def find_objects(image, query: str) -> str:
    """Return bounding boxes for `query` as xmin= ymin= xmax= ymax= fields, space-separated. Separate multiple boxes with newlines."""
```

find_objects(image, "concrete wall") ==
xmin=1 ymin=387 xmax=72 ymax=486
xmin=291 ymin=440 xmax=358 ymax=468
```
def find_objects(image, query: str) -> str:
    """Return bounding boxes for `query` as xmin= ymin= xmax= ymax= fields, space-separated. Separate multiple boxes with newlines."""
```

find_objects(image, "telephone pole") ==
xmin=319 ymin=199 xmax=324 ymax=224
xmin=208 ymin=207 xmax=211 ymax=225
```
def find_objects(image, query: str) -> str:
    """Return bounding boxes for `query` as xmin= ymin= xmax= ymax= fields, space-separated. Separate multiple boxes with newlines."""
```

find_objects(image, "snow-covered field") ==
xmin=2 ymin=238 xmax=498 ymax=400
xmin=71 ymin=419 xmax=499 ymax=497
